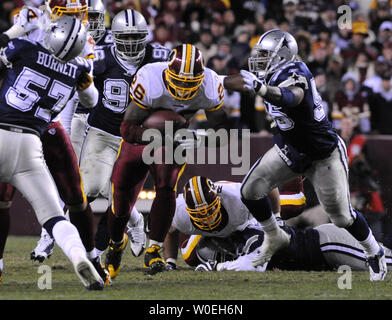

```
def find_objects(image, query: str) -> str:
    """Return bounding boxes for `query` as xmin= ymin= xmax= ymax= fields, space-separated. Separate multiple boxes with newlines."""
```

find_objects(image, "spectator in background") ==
xmin=295 ymin=30 xmax=313 ymax=64
xmin=326 ymin=53 xmax=346 ymax=106
xmin=152 ymin=21 xmax=175 ymax=49
xmin=332 ymin=73 xmax=371 ymax=133
xmin=310 ymin=3 xmax=338 ymax=35
xmin=0 ymin=0 xmax=16 ymax=32
xmin=210 ymin=16 xmax=226 ymax=43
xmin=347 ymin=52 xmax=375 ymax=84
xmin=332 ymin=26 xmax=352 ymax=52
xmin=195 ymin=28 xmax=218 ymax=64
xmin=308 ymin=45 xmax=329 ymax=75
xmin=369 ymin=0 xmax=392 ymax=33
xmin=279 ymin=0 xmax=312 ymax=34
xmin=381 ymin=40 xmax=392 ymax=67
xmin=222 ymin=9 xmax=236 ymax=38
xmin=341 ymin=21 xmax=378 ymax=69
xmin=231 ymin=26 xmax=251 ymax=70
xmin=372 ymin=20 xmax=392 ymax=54
xmin=368 ymin=72 xmax=392 ymax=134
xmin=362 ymin=56 xmax=390 ymax=95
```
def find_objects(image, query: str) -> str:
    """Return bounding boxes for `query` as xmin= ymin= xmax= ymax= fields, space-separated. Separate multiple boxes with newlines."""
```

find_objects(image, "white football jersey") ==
xmin=172 ymin=182 xmax=260 ymax=238
xmin=14 ymin=6 xmax=95 ymax=59
xmin=129 ymin=62 xmax=224 ymax=116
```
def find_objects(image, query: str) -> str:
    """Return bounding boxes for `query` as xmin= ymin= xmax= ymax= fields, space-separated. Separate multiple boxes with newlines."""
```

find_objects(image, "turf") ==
xmin=1 ymin=236 xmax=392 ymax=301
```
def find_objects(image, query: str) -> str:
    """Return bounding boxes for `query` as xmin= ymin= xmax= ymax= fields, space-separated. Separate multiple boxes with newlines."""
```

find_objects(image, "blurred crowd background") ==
xmin=1 ymin=0 xmax=392 ymax=238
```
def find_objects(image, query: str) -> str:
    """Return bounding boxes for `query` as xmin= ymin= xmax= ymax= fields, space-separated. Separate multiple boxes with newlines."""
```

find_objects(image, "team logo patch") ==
xmin=48 ymin=128 xmax=56 ymax=135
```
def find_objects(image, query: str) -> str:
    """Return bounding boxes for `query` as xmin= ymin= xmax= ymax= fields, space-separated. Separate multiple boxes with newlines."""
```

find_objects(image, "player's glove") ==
xmin=77 ymin=72 xmax=93 ymax=91
xmin=0 ymin=34 xmax=9 ymax=48
xmin=240 ymin=70 xmax=267 ymax=96
xmin=174 ymin=129 xmax=203 ymax=150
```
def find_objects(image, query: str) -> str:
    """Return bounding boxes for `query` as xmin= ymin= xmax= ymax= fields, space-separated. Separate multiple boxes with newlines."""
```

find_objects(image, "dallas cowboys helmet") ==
xmin=87 ymin=0 xmax=106 ymax=41
xmin=248 ymin=29 xmax=298 ymax=78
xmin=111 ymin=9 xmax=149 ymax=64
xmin=43 ymin=16 xmax=87 ymax=62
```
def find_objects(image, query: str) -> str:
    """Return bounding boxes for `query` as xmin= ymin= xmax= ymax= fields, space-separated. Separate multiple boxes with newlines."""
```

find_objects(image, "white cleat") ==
xmin=30 ymin=233 xmax=55 ymax=263
xmin=367 ymin=245 xmax=387 ymax=282
xmin=126 ymin=212 xmax=147 ymax=257
xmin=251 ymin=227 xmax=291 ymax=267
xmin=72 ymin=254 xmax=104 ymax=290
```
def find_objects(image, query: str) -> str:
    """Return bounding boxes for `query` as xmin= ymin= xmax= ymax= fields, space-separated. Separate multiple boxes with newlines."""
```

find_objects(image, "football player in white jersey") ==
xmin=0 ymin=16 xmax=104 ymax=289
xmin=167 ymin=177 xmax=392 ymax=274
xmin=0 ymin=0 xmax=111 ymax=286
xmin=78 ymin=10 xmax=170 ymax=277
xmin=106 ymin=43 xmax=229 ymax=276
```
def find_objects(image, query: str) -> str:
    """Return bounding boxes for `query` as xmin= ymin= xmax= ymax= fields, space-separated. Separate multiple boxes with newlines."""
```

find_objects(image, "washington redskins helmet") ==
xmin=45 ymin=0 xmax=88 ymax=23
xmin=111 ymin=9 xmax=149 ymax=64
xmin=184 ymin=176 xmax=222 ymax=231
xmin=165 ymin=44 xmax=204 ymax=101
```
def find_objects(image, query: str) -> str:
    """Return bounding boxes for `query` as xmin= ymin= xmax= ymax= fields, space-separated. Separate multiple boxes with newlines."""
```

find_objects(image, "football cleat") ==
xmin=126 ymin=212 xmax=147 ymax=257
xmin=195 ymin=260 xmax=217 ymax=272
xmin=143 ymin=244 xmax=166 ymax=275
xmin=366 ymin=245 xmax=387 ymax=281
xmin=105 ymin=234 xmax=128 ymax=279
xmin=30 ymin=232 xmax=55 ymax=263
xmin=251 ymin=227 xmax=291 ymax=267
xmin=90 ymin=256 xmax=112 ymax=287
xmin=72 ymin=254 xmax=104 ymax=291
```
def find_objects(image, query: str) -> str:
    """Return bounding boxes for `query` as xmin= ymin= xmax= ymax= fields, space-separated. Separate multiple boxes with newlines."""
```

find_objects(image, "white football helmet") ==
xmin=87 ymin=0 xmax=105 ymax=41
xmin=248 ymin=29 xmax=298 ymax=78
xmin=111 ymin=9 xmax=149 ymax=64
xmin=43 ymin=16 xmax=87 ymax=62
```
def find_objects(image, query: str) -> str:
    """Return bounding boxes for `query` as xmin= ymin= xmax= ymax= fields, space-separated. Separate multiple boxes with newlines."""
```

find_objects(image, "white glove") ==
xmin=174 ymin=129 xmax=202 ymax=150
xmin=216 ymin=252 xmax=268 ymax=272
xmin=240 ymin=70 xmax=267 ymax=96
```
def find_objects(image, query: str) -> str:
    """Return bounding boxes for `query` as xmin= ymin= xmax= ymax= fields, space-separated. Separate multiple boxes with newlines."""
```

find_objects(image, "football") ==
xmin=143 ymin=109 xmax=187 ymax=132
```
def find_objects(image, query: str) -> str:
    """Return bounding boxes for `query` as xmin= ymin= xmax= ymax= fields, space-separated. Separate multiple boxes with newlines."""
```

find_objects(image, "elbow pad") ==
xmin=120 ymin=119 xmax=148 ymax=144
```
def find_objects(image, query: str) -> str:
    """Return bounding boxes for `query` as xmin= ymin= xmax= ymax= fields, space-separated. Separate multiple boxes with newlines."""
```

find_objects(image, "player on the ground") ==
xmin=106 ymin=43 xmax=229 ymax=277
xmin=231 ymin=29 xmax=386 ymax=281
xmin=169 ymin=178 xmax=392 ymax=273
xmin=163 ymin=176 xmax=306 ymax=271
xmin=0 ymin=0 xmax=111 ymax=286
xmin=0 ymin=16 xmax=103 ymax=290
xmin=79 ymin=9 xmax=170 ymax=262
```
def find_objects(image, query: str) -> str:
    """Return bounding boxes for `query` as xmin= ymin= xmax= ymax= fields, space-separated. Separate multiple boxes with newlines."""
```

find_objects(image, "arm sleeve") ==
xmin=77 ymin=82 xmax=98 ymax=108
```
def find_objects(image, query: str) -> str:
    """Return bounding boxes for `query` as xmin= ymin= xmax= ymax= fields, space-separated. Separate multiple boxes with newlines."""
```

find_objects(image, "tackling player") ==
xmin=0 ymin=16 xmax=103 ymax=290
xmin=106 ymin=43 xmax=229 ymax=277
xmin=0 ymin=0 xmax=111 ymax=286
xmin=164 ymin=176 xmax=306 ymax=271
xmin=170 ymin=178 xmax=392 ymax=273
xmin=229 ymin=29 xmax=387 ymax=281
xmin=78 ymin=9 xmax=170 ymax=266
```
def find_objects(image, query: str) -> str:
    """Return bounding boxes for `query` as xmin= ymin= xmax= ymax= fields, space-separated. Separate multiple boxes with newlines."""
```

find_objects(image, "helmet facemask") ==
xmin=248 ymin=33 xmax=296 ymax=78
xmin=113 ymin=31 xmax=148 ymax=64
xmin=186 ymin=196 xmax=222 ymax=231
xmin=87 ymin=11 xmax=105 ymax=41
xmin=47 ymin=1 xmax=88 ymax=24
xmin=165 ymin=68 xmax=204 ymax=101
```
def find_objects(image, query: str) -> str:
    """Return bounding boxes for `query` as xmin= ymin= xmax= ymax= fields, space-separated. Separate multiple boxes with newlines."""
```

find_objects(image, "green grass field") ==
xmin=1 ymin=236 xmax=392 ymax=301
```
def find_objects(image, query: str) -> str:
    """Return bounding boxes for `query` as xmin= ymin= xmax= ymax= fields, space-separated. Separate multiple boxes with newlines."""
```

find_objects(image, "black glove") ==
xmin=77 ymin=72 xmax=93 ymax=91
xmin=0 ymin=34 xmax=10 ymax=48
